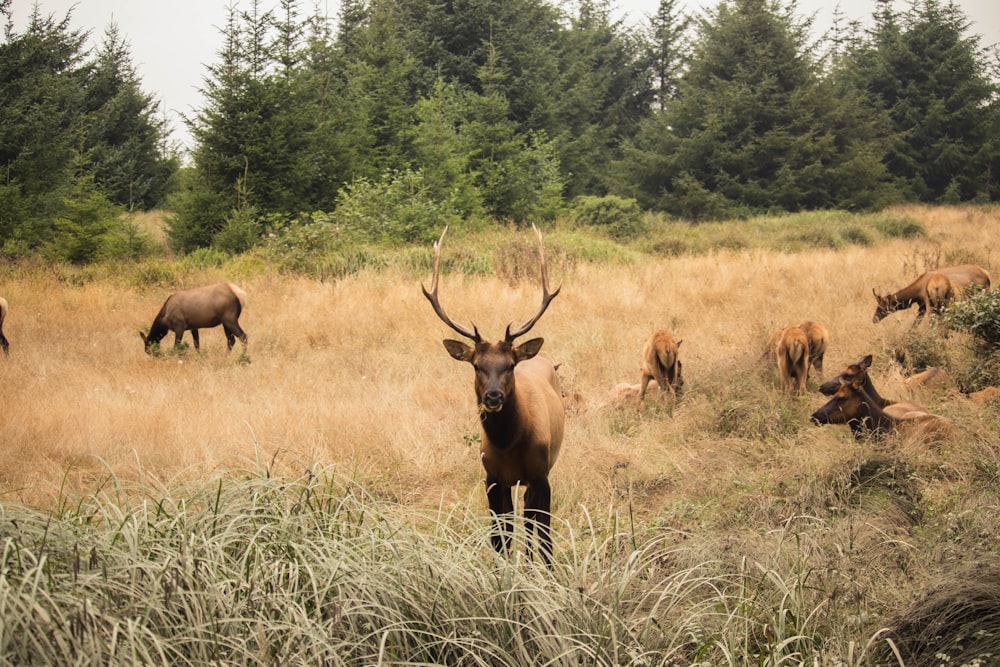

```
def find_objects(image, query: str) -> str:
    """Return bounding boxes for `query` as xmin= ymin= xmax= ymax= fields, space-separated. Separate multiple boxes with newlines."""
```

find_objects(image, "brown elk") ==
xmin=638 ymin=330 xmax=683 ymax=400
xmin=0 ymin=296 xmax=8 ymax=355
xmin=872 ymin=264 xmax=991 ymax=323
xmin=819 ymin=354 xmax=927 ymax=417
xmin=423 ymin=225 xmax=564 ymax=564
xmin=141 ymin=282 xmax=248 ymax=354
xmin=810 ymin=373 xmax=952 ymax=441
xmin=766 ymin=320 xmax=827 ymax=382
xmin=768 ymin=324 xmax=810 ymax=395
xmin=798 ymin=320 xmax=827 ymax=379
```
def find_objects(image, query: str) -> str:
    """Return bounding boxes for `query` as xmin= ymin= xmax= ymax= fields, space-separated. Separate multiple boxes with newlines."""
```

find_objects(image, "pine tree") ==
xmin=0 ymin=4 xmax=86 ymax=249
xmin=846 ymin=0 xmax=998 ymax=201
xmin=621 ymin=0 xmax=894 ymax=218
xmin=85 ymin=22 xmax=177 ymax=210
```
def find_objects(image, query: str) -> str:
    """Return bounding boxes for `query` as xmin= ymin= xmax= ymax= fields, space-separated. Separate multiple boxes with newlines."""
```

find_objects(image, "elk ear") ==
xmin=860 ymin=354 xmax=873 ymax=369
xmin=139 ymin=331 xmax=147 ymax=343
xmin=513 ymin=337 xmax=544 ymax=363
xmin=676 ymin=339 xmax=683 ymax=347
xmin=442 ymin=339 xmax=474 ymax=362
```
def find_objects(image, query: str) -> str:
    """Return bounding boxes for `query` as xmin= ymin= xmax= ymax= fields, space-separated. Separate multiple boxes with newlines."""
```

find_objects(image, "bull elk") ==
xmin=872 ymin=264 xmax=991 ymax=323
xmin=638 ymin=330 xmax=683 ymax=400
xmin=141 ymin=282 xmax=248 ymax=354
xmin=0 ymin=296 xmax=8 ymax=355
xmin=423 ymin=225 xmax=564 ymax=564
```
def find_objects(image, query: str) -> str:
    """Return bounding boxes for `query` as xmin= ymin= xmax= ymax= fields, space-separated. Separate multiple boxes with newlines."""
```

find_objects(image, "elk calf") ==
xmin=774 ymin=325 xmax=809 ymax=395
xmin=798 ymin=320 xmax=827 ymax=379
xmin=423 ymin=226 xmax=564 ymax=564
xmin=639 ymin=330 xmax=683 ymax=400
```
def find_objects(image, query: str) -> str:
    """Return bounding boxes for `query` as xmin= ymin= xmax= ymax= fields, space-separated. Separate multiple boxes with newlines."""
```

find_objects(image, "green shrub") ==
xmin=570 ymin=195 xmax=645 ymax=240
xmin=949 ymin=285 xmax=1000 ymax=350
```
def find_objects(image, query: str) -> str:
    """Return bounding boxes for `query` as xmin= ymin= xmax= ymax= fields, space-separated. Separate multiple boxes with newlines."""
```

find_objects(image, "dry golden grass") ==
xmin=1 ymin=206 xmax=998 ymax=559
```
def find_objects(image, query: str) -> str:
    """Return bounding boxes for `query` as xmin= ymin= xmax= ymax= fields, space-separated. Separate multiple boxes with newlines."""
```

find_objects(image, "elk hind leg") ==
xmin=486 ymin=479 xmax=514 ymax=555
xmin=525 ymin=478 xmax=553 ymax=564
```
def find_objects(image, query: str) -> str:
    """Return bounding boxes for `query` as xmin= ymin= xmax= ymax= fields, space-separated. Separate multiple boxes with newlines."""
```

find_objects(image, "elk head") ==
xmin=872 ymin=289 xmax=897 ymax=322
xmin=422 ymin=225 xmax=560 ymax=414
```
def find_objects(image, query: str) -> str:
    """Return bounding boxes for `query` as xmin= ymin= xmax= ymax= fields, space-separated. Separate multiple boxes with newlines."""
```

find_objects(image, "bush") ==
xmin=949 ymin=285 xmax=1000 ymax=350
xmin=570 ymin=195 xmax=645 ymax=240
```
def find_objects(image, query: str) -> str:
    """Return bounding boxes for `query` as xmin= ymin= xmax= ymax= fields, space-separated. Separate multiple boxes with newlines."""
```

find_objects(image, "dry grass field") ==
xmin=2 ymin=205 xmax=1000 ymax=662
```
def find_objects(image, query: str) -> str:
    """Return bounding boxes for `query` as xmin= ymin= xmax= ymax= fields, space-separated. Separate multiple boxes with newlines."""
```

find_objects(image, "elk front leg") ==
xmin=486 ymin=477 xmax=514 ymax=555
xmin=190 ymin=329 xmax=200 ymax=351
xmin=525 ymin=478 xmax=553 ymax=565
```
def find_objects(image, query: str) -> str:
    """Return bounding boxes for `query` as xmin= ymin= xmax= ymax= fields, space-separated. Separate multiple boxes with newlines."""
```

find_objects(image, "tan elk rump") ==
xmin=639 ymin=330 xmax=683 ymax=400
xmin=141 ymin=282 xmax=248 ymax=354
xmin=422 ymin=226 xmax=564 ymax=564
xmin=872 ymin=264 xmax=991 ymax=323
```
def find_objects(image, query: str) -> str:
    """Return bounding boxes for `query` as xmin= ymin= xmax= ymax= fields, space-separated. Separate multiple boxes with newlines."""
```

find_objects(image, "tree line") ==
xmin=1 ymin=0 xmax=997 ymax=261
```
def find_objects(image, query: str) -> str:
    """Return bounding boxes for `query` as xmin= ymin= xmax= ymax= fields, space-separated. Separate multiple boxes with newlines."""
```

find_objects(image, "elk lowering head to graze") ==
xmin=141 ymin=282 xmax=248 ymax=354
xmin=423 ymin=225 xmax=564 ymax=564
xmin=810 ymin=372 xmax=952 ymax=441
xmin=639 ymin=330 xmax=683 ymax=400
xmin=873 ymin=264 xmax=991 ymax=323
xmin=0 ymin=297 xmax=8 ymax=355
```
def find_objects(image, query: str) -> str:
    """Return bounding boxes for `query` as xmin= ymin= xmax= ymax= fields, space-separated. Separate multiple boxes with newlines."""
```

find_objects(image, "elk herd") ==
xmin=0 ymin=232 xmax=996 ymax=566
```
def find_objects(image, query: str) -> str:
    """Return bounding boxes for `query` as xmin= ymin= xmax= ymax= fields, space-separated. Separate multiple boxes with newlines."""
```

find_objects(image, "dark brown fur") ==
xmin=423 ymin=226 xmax=564 ymax=564
xmin=811 ymin=373 xmax=950 ymax=441
xmin=141 ymin=282 xmax=248 ymax=354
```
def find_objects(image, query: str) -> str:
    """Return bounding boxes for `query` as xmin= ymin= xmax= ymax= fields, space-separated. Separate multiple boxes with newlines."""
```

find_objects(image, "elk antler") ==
xmin=422 ymin=226 xmax=481 ymax=342
xmin=505 ymin=224 xmax=561 ymax=342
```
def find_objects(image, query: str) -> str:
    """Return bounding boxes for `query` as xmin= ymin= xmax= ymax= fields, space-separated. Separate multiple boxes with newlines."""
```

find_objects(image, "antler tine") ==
xmin=506 ymin=224 xmax=561 ymax=342
xmin=421 ymin=226 xmax=481 ymax=342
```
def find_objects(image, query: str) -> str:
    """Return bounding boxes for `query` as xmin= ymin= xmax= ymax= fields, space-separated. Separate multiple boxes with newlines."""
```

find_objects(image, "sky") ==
xmin=11 ymin=0 xmax=1000 ymax=155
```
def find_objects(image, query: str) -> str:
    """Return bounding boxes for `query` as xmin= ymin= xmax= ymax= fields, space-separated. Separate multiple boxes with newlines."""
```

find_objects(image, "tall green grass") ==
xmin=0 ymin=461 xmax=909 ymax=666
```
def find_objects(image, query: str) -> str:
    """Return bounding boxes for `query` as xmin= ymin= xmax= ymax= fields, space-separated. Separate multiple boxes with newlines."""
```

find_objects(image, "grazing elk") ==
xmin=872 ymin=264 xmax=991 ymax=323
xmin=423 ymin=225 xmax=564 ymax=564
xmin=0 ymin=296 xmax=8 ymax=355
xmin=141 ymin=282 xmax=248 ymax=354
xmin=810 ymin=373 xmax=952 ymax=441
xmin=638 ymin=330 xmax=683 ymax=400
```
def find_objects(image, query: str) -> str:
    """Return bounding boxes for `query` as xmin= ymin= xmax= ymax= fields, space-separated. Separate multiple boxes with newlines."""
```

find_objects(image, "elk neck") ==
xmin=479 ymin=388 xmax=526 ymax=451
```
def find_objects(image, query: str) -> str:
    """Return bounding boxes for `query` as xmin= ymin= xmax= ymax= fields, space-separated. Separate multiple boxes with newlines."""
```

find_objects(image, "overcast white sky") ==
xmin=10 ymin=0 xmax=1000 ymax=155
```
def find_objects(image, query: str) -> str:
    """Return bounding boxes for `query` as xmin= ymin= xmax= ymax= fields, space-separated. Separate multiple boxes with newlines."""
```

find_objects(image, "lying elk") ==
xmin=638 ymin=330 xmax=683 ymax=400
xmin=819 ymin=354 xmax=927 ymax=417
xmin=423 ymin=225 xmax=564 ymax=564
xmin=810 ymin=372 xmax=952 ymax=441
xmin=141 ymin=282 xmax=248 ymax=354
xmin=0 ymin=297 xmax=8 ymax=355
xmin=873 ymin=264 xmax=991 ymax=323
